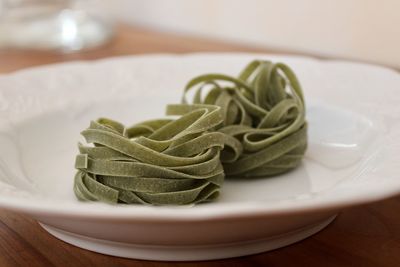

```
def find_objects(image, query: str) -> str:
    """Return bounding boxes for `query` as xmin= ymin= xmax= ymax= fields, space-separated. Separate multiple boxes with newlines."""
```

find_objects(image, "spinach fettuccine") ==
xmin=73 ymin=59 xmax=307 ymax=205
xmin=182 ymin=60 xmax=307 ymax=177
xmin=74 ymin=105 xmax=226 ymax=205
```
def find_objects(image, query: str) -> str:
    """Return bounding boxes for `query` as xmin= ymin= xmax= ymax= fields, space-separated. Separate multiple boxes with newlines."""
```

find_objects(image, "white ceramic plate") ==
xmin=0 ymin=53 xmax=399 ymax=261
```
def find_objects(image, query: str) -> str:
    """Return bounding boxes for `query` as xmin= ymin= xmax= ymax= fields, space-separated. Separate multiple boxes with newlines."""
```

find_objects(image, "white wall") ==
xmin=109 ymin=0 xmax=400 ymax=68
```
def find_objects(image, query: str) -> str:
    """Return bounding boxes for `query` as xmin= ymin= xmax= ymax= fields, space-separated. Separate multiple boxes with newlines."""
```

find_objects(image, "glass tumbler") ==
xmin=0 ymin=0 xmax=113 ymax=51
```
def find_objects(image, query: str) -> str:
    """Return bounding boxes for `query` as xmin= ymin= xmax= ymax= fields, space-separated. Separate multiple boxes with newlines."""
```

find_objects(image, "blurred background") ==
xmin=107 ymin=0 xmax=400 ymax=68
xmin=0 ymin=0 xmax=399 ymax=68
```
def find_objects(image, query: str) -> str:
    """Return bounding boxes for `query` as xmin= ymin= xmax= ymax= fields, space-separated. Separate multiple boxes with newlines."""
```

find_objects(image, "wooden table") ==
xmin=0 ymin=25 xmax=399 ymax=267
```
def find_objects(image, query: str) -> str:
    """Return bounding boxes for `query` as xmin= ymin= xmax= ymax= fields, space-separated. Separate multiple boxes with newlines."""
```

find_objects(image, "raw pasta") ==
xmin=182 ymin=60 xmax=307 ymax=177
xmin=74 ymin=105 xmax=227 ymax=205
xmin=73 ymin=60 xmax=307 ymax=205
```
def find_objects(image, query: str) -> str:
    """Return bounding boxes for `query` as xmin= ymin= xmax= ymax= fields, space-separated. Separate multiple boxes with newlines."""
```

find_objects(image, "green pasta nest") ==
xmin=74 ymin=105 xmax=227 ymax=205
xmin=73 ymin=59 xmax=307 ymax=205
xmin=182 ymin=60 xmax=307 ymax=177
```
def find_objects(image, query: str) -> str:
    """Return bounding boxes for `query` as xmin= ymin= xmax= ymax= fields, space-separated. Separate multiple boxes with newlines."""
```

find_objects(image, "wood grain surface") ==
xmin=0 ymin=24 xmax=399 ymax=267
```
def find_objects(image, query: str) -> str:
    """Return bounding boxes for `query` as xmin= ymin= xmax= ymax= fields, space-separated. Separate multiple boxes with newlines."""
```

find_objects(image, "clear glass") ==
xmin=0 ymin=0 xmax=113 ymax=52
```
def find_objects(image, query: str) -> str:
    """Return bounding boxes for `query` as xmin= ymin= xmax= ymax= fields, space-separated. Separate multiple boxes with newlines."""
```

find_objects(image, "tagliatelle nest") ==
xmin=182 ymin=60 xmax=307 ymax=177
xmin=74 ymin=105 xmax=228 ymax=205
